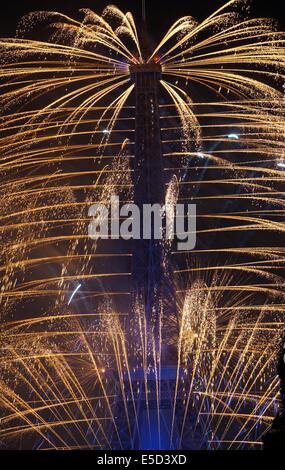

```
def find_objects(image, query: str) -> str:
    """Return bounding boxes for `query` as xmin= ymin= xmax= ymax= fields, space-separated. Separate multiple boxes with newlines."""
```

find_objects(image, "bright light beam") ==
xmin=228 ymin=134 xmax=240 ymax=140
xmin=68 ymin=284 xmax=82 ymax=305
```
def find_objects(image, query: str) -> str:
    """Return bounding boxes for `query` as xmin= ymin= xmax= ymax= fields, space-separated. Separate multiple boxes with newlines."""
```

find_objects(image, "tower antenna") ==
xmin=142 ymin=0 xmax=146 ymax=23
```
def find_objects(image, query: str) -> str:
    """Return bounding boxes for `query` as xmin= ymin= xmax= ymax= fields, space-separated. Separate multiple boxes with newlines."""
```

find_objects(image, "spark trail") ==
xmin=0 ymin=0 xmax=285 ymax=449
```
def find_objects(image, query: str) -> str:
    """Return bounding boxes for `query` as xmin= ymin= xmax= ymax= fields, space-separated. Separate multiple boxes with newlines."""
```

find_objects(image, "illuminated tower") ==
xmin=110 ymin=7 xmax=204 ymax=451
xmin=129 ymin=60 xmax=178 ymax=450
xmin=111 ymin=7 xmax=183 ymax=448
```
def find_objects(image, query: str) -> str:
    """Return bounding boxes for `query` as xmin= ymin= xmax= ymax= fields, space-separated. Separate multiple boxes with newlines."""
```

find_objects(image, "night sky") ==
xmin=1 ymin=0 xmax=284 ymax=39
xmin=0 ymin=0 xmax=284 ymax=454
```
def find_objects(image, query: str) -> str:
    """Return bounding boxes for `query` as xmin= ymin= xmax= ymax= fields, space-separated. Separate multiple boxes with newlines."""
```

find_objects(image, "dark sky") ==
xmin=1 ymin=0 xmax=285 ymax=38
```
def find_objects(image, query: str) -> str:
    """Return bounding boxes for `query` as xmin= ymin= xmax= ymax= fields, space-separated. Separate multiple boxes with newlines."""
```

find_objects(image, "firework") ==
xmin=0 ymin=0 xmax=285 ymax=449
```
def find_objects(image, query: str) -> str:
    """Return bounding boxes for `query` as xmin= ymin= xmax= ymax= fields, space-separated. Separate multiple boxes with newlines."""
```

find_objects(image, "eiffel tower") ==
xmin=108 ymin=2 xmax=205 ymax=450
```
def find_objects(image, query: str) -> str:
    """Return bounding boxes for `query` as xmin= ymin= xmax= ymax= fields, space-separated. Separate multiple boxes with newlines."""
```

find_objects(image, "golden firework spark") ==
xmin=0 ymin=0 xmax=285 ymax=450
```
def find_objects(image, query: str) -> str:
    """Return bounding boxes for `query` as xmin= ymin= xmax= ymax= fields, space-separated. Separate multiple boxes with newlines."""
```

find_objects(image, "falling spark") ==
xmin=0 ymin=0 xmax=284 ymax=450
xmin=228 ymin=134 xmax=240 ymax=140
xmin=68 ymin=284 xmax=82 ymax=305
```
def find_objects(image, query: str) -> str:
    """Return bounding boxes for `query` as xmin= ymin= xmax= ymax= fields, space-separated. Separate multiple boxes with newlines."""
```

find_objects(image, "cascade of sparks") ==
xmin=0 ymin=0 xmax=285 ymax=449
